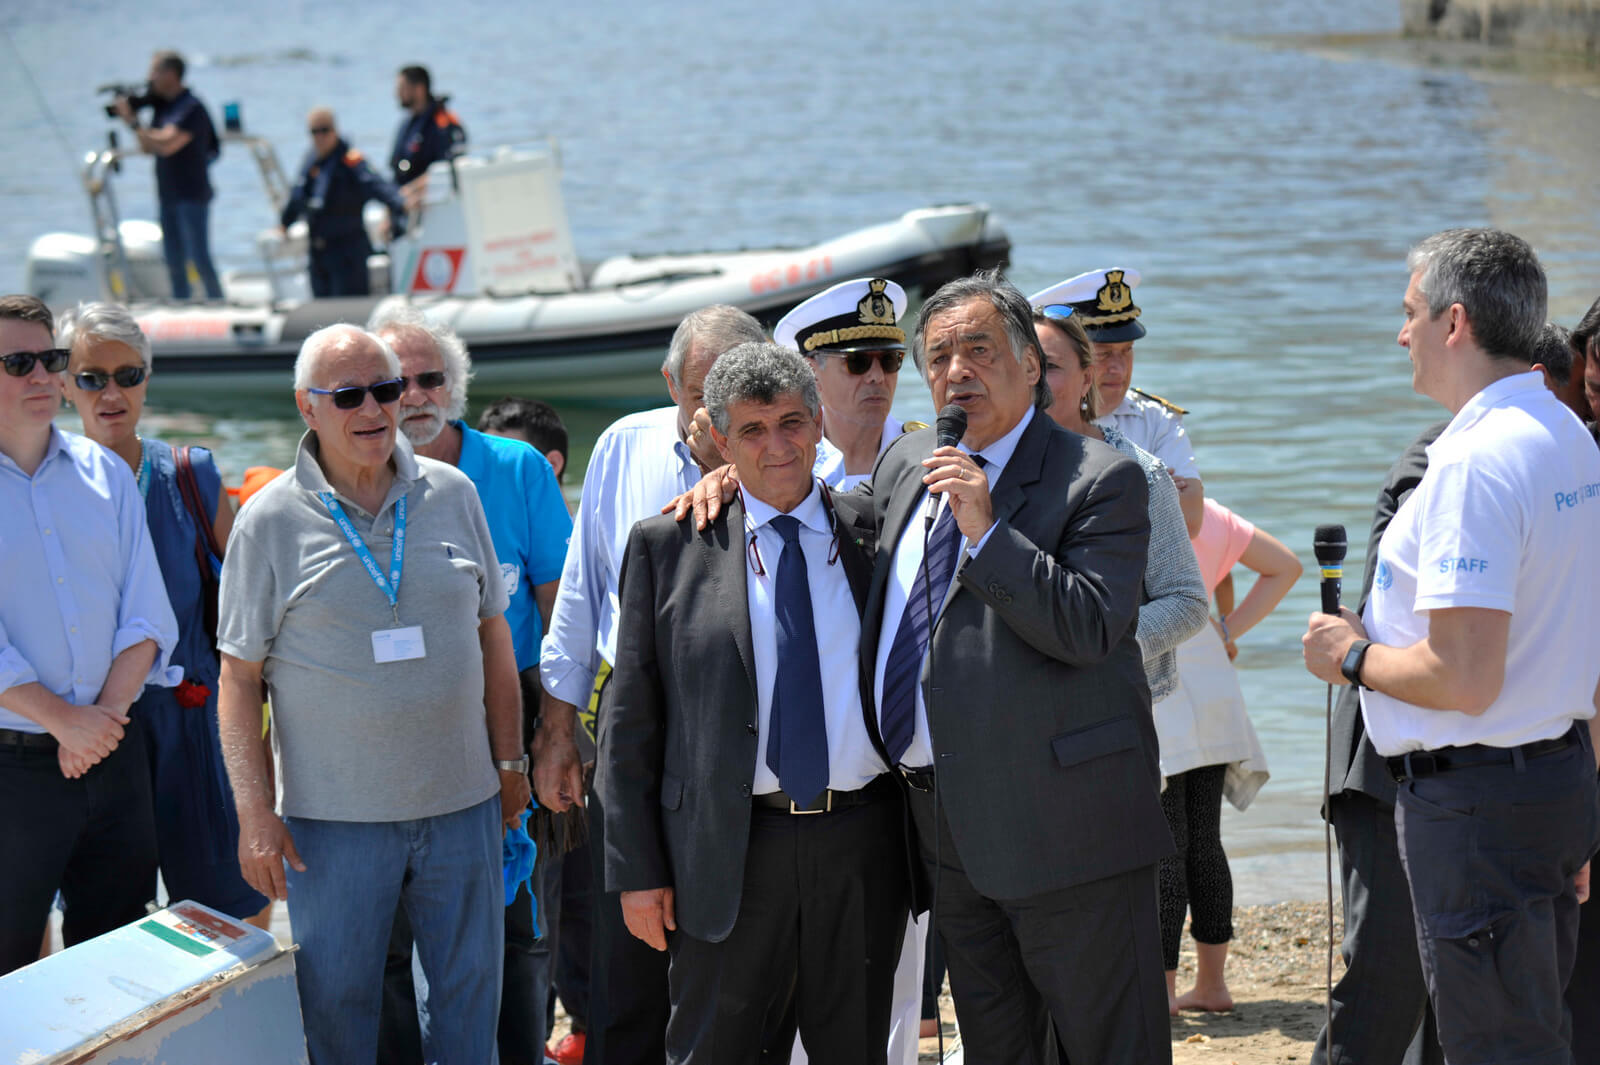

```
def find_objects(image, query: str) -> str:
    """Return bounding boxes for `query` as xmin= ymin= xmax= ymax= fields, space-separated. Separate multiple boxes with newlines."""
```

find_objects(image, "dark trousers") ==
xmin=309 ymin=241 xmax=371 ymax=298
xmin=907 ymin=787 xmax=1170 ymax=1065
xmin=555 ymin=837 xmax=593 ymax=1030
xmin=1311 ymin=789 xmax=1442 ymax=1065
xmin=1396 ymin=730 xmax=1600 ymax=1065
xmin=1568 ymin=887 xmax=1600 ymax=1065
xmin=921 ymin=922 xmax=946 ymax=1021
xmin=159 ymin=196 xmax=223 ymax=299
xmin=586 ymin=784 xmax=672 ymax=1065
xmin=0 ymin=720 xmax=158 ymax=975
xmin=666 ymin=793 xmax=909 ymax=1065
xmin=377 ymin=824 xmax=550 ymax=1065
xmin=1158 ymin=765 xmax=1232 ymax=971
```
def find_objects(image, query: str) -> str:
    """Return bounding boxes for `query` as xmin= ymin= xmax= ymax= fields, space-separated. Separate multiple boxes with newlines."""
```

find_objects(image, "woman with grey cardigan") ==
xmin=1032 ymin=306 xmax=1208 ymax=697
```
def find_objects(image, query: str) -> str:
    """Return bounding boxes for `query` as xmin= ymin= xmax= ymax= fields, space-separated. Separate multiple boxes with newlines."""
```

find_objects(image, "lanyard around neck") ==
xmin=319 ymin=491 xmax=407 ymax=624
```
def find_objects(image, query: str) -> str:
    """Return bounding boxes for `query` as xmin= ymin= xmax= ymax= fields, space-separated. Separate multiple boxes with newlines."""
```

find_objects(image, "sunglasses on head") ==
xmin=73 ymin=366 xmax=148 ymax=391
xmin=2 ymin=348 xmax=70 ymax=377
xmin=307 ymin=378 xmax=405 ymax=409
xmin=1039 ymin=304 xmax=1075 ymax=321
xmin=817 ymin=349 xmax=904 ymax=376
xmin=400 ymin=371 xmax=447 ymax=391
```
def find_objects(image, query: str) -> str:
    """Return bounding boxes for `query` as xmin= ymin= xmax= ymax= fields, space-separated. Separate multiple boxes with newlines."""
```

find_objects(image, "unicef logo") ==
xmin=1375 ymin=560 xmax=1393 ymax=592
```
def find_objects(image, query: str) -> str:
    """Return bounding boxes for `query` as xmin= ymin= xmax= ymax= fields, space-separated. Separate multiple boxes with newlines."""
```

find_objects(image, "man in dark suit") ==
xmin=862 ymin=272 xmax=1170 ymax=1064
xmin=598 ymin=342 xmax=911 ymax=1065
xmin=1311 ymin=422 xmax=1446 ymax=1065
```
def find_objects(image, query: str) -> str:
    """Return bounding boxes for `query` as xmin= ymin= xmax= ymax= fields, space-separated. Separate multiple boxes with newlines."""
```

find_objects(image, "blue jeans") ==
xmin=286 ymin=795 xmax=503 ymax=1065
xmin=158 ymin=197 xmax=223 ymax=299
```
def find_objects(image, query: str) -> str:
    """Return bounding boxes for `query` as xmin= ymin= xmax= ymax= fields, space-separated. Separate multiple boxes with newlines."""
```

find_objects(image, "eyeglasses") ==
xmin=1039 ymin=304 xmax=1075 ymax=321
xmin=2 ymin=348 xmax=70 ymax=377
xmin=306 ymin=378 xmax=405 ymax=409
xmin=815 ymin=349 xmax=904 ymax=376
xmin=400 ymin=371 xmax=447 ymax=391
xmin=308 ymin=126 xmax=334 ymax=136
xmin=73 ymin=365 xmax=148 ymax=391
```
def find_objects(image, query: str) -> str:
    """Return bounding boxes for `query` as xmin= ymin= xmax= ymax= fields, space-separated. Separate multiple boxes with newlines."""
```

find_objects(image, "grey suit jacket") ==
xmin=1328 ymin=421 xmax=1448 ymax=804
xmin=858 ymin=411 xmax=1174 ymax=900
xmin=597 ymin=491 xmax=897 ymax=943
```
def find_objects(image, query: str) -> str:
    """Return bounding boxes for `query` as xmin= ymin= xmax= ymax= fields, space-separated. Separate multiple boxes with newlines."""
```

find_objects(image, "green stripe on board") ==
xmin=139 ymin=920 xmax=216 ymax=957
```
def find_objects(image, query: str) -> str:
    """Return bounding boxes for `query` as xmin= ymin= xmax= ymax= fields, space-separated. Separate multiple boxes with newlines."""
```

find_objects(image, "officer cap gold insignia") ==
xmin=775 ymin=277 xmax=908 ymax=354
xmin=1028 ymin=268 xmax=1147 ymax=343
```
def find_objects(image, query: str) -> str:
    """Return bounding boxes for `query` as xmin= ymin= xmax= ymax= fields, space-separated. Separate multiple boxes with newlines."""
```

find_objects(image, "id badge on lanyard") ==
xmin=320 ymin=491 xmax=427 ymax=663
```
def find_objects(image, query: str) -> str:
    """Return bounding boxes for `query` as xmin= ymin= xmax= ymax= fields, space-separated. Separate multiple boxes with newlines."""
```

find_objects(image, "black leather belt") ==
xmin=1388 ymin=728 xmax=1580 ymax=782
xmin=899 ymin=766 xmax=934 ymax=793
xmin=0 ymin=727 xmax=58 ymax=750
xmin=754 ymin=773 xmax=895 ymax=814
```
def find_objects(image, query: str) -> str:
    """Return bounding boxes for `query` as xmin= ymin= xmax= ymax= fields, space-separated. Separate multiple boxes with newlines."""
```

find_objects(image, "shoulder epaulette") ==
xmin=436 ymin=109 xmax=462 ymax=129
xmin=901 ymin=420 xmax=928 ymax=433
xmin=1131 ymin=387 xmax=1188 ymax=416
xmin=343 ymin=148 xmax=365 ymax=166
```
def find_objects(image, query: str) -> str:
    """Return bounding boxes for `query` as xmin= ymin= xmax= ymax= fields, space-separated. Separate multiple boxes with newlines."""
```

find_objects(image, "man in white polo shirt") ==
xmin=1304 ymin=228 xmax=1600 ymax=1065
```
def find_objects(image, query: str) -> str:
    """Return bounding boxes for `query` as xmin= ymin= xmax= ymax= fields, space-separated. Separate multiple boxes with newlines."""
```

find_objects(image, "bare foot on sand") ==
xmin=1176 ymin=986 xmax=1234 ymax=1013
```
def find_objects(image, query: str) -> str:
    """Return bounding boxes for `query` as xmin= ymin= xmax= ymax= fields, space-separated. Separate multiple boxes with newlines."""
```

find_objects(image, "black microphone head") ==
xmin=1313 ymin=524 xmax=1348 ymax=567
xmin=934 ymin=404 xmax=968 ymax=449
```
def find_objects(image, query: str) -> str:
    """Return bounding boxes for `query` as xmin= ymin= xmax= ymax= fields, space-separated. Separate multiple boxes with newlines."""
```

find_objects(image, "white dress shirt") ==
xmin=540 ymin=406 xmax=846 ymax=708
xmin=743 ymin=481 xmax=885 ymax=794
xmin=871 ymin=407 xmax=1034 ymax=769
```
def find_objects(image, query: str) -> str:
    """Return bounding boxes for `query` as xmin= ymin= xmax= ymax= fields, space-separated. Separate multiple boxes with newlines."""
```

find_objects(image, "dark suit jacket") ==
xmin=857 ymin=411 xmax=1173 ymax=900
xmin=597 ymin=491 xmax=895 ymax=943
xmin=1328 ymin=421 xmax=1448 ymax=804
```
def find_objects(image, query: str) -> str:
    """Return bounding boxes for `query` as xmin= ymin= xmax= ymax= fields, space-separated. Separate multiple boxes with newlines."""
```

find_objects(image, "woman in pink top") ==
xmin=1158 ymin=498 xmax=1300 ymax=1015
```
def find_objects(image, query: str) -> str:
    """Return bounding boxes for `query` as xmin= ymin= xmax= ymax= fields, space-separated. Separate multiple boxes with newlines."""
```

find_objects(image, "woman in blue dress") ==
xmin=59 ymin=303 xmax=270 ymax=928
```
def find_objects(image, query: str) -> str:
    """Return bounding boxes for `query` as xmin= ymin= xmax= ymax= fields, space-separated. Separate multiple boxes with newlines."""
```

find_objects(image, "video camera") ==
xmin=99 ymin=83 xmax=159 ymax=118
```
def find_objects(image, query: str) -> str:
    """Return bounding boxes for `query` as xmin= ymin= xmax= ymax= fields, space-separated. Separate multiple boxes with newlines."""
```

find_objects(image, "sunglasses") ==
xmin=400 ymin=371 xmax=447 ymax=391
xmin=73 ymin=365 xmax=148 ymax=391
xmin=1039 ymin=304 xmax=1076 ymax=321
xmin=816 ymin=349 xmax=904 ymax=376
xmin=2 ymin=348 xmax=70 ymax=377
xmin=308 ymin=126 xmax=334 ymax=135
xmin=307 ymin=378 xmax=405 ymax=409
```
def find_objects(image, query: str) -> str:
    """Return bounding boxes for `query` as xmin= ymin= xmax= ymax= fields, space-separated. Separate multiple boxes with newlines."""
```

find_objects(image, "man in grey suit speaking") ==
xmin=866 ymin=271 xmax=1171 ymax=1064
xmin=599 ymin=342 xmax=911 ymax=1064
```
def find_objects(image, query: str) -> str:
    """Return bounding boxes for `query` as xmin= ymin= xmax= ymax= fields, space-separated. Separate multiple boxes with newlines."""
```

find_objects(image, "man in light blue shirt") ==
xmin=0 ymin=294 xmax=179 ymax=975
xmin=533 ymin=304 xmax=842 ymax=1065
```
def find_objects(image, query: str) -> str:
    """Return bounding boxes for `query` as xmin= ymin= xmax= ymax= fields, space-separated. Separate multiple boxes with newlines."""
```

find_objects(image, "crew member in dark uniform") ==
xmin=280 ymin=108 xmax=408 ymax=299
xmin=391 ymin=64 xmax=466 ymax=190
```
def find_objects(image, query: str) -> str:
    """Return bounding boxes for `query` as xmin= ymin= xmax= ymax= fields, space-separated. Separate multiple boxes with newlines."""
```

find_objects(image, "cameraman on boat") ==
xmin=109 ymin=50 xmax=223 ymax=302
xmin=281 ymin=109 xmax=409 ymax=299
xmin=390 ymin=65 xmax=465 ymax=203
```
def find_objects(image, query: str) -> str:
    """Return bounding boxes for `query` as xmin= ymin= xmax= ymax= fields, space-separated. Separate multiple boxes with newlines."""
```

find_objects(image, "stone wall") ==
xmin=1400 ymin=0 xmax=1600 ymax=53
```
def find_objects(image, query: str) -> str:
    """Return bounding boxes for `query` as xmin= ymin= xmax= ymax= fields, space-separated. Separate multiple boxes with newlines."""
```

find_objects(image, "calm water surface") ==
xmin=6 ymin=0 xmax=1599 ymax=901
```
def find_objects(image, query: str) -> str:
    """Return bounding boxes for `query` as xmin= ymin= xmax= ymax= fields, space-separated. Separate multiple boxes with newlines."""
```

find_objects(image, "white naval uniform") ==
xmin=1095 ymin=390 xmax=1200 ymax=480
xmin=816 ymin=412 xmax=905 ymax=491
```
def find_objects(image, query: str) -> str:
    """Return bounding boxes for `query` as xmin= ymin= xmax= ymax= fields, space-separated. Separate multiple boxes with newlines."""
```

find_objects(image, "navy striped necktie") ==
xmin=766 ymin=515 xmax=829 ymax=807
xmin=878 ymin=456 xmax=984 ymax=765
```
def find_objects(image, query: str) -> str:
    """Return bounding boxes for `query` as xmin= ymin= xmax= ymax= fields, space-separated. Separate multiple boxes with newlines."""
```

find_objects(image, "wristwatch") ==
xmin=1340 ymin=639 xmax=1373 ymax=689
xmin=494 ymin=755 xmax=530 ymax=775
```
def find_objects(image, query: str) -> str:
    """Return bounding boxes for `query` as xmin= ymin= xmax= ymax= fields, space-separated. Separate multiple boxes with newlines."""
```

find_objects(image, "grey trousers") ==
xmin=1396 ymin=729 xmax=1600 ymax=1065
xmin=1311 ymin=789 xmax=1442 ymax=1065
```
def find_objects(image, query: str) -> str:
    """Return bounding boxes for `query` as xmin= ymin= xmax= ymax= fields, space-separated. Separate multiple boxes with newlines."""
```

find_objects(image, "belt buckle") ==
xmin=790 ymin=791 xmax=831 ymax=815
xmin=1406 ymin=751 xmax=1438 ymax=778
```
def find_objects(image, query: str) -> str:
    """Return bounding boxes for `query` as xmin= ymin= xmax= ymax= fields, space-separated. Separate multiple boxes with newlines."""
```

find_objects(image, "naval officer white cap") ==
xmin=1029 ymin=268 xmax=1147 ymax=343
xmin=774 ymin=277 xmax=908 ymax=354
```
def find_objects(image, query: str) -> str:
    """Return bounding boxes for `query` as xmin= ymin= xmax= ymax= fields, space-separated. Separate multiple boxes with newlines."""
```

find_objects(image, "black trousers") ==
xmin=907 ymin=787 xmax=1170 ymax=1065
xmin=1569 ymin=887 xmax=1600 ymax=1065
xmin=0 ymin=719 xmax=158 ymax=975
xmin=1310 ymin=789 xmax=1442 ymax=1065
xmin=555 ymin=836 xmax=593 ymax=1030
xmin=308 ymin=240 xmax=371 ymax=298
xmin=586 ymin=783 xmax=672 ymax=1065
xmin=1397 ymin=730 xmax=1600 ymax=1065
xmin=666 ymin=792 xmax=909 ymax=1065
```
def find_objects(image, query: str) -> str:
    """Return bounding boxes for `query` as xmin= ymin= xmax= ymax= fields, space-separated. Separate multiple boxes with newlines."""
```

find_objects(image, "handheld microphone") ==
xmin=924 ymin=405 xmax=969 ymax=528
xmin=1313 ymin=525 xmax=1347 ymax=616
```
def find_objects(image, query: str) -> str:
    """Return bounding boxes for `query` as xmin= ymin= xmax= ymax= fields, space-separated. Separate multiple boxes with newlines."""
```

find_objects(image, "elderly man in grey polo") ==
xmin=215 ymin=324 xmax=531 ymax=1065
